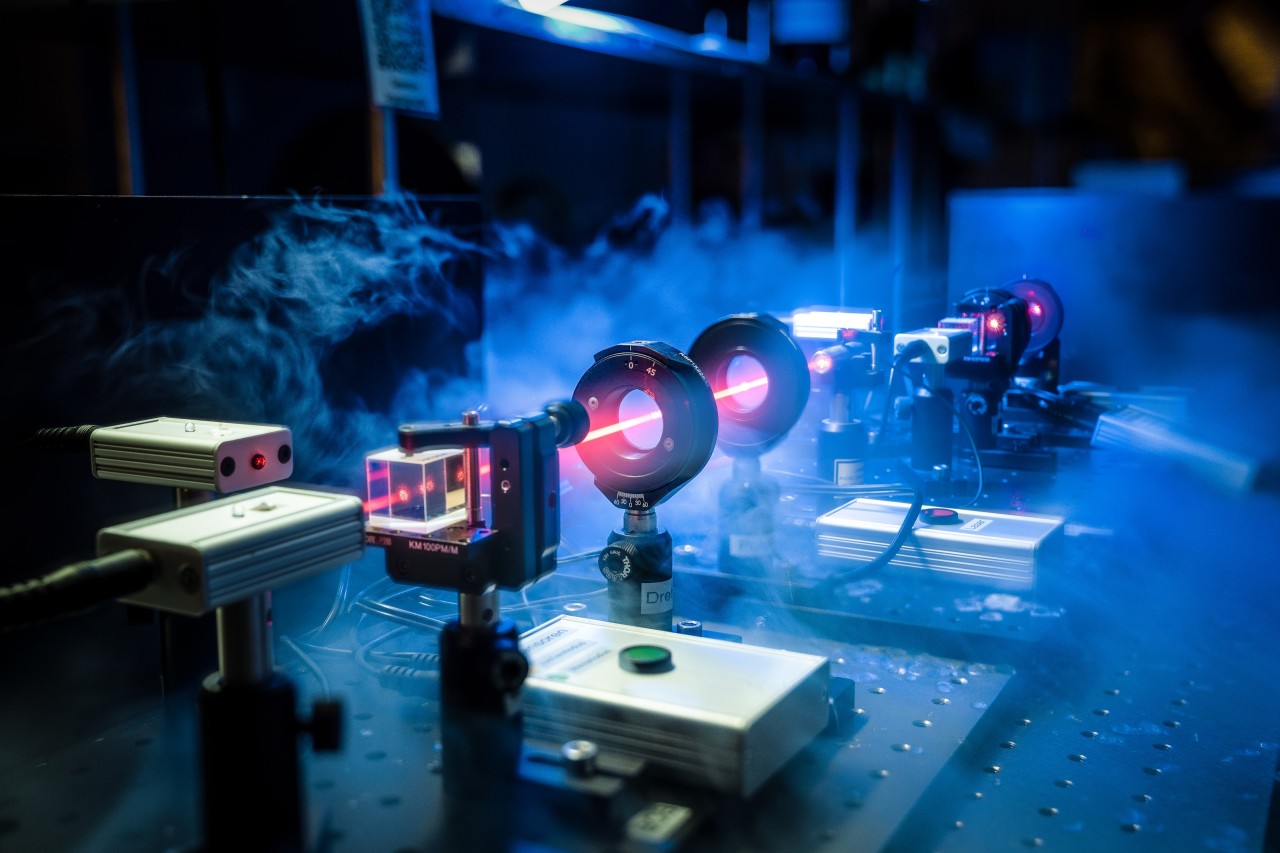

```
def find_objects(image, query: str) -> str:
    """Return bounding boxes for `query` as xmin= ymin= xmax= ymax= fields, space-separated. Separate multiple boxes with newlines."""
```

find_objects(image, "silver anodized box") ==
xmin=521 ymin=615 xmax=830 ymax=798
xmin=815 ymin=498 xmax=1064 ymax=590
xmin=98 ymin=486 xmax=365 ymax=616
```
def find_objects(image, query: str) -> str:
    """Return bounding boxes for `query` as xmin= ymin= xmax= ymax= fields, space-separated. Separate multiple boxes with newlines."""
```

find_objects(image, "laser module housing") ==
xmin=89 ymin=417 xmax=294 ymax=493
xmin=521 ymin=615 xmax=831 ymax=798
xmin=98 ymin=485 xmax=365 ymax=616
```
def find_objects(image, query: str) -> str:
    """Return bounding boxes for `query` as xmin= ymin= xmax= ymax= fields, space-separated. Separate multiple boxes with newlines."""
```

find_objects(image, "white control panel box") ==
xmin=521 ymin=615 xmax=831 ymax=798
xmin=815 ymin=498 xmax=1064 ymax=590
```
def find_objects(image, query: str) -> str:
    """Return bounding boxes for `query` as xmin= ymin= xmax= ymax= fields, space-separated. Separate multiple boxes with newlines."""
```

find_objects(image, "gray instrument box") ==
xmin=99 ymin=485 xmax=365 ymax=616
xmin=815 ymin=498 xmax=1065 ymax=590
xmin=90 ymin=417 xmax=294 ymax=493
xmin=521 ymin=615 xmax=831 ymax=798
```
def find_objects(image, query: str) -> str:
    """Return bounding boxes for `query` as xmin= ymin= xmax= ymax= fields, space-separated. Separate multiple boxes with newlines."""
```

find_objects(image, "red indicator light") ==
xmin=250 ymin=453 xmax=267 ymax=471
xmin=1025 ymin=299 xmax=1046 ymax=333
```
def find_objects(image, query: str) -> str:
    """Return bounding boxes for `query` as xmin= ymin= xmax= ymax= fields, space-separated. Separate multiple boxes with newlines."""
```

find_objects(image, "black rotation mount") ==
xmin=687 ymin=313 xmax=810 ymax=459
xmin=572 ymin=341 xmax=718 ymax=629
xmin=572 ymin=341 xmax=718 ymax=511
xmin=688 ymin=314 xmax=812 ymax=576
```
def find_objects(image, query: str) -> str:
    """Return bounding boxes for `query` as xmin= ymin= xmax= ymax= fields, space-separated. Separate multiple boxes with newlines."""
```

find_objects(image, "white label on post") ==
xmin=640 ymin=579 xmax=674 ymax=614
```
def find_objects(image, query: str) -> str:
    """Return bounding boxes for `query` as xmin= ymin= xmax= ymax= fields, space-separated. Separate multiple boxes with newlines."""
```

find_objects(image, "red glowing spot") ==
xmin=455 ymin=466 xmax=465 ymax=483
xmin=985 ymin=311 xmax=1006 ymax=334
xmin=396 ymin=484 xmax=411 ymax=504
xmin=810 ymin=351 xmax=834 ymax=375
xmin=424 ymin=477 xmax=436 ymax=494
xmin=250 ymin=452 xmax=267 ymax=471
xmin=1028 ymin=300 xmax=1043 ymax=317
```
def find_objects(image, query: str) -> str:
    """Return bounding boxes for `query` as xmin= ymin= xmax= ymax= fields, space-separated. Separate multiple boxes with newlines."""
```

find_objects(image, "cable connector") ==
xmin=0 ymin=548 xmax=156 ymax=633
xmin=31 ymin=424 xmax=101 ymax=452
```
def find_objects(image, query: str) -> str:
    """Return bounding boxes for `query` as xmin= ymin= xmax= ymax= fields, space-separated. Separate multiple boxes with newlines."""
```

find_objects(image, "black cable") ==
xmin=0 ymin=549 xmax=157 ymax=633
xmin=8 ymin=424 xmax=100 ymax=455
xmin=811 ymin=482 xmax=925 ymax=590
xmin=938 ymin=390 xmax=985 ymax=508
xmin=874 ymin=340 xmax=931 ymax=443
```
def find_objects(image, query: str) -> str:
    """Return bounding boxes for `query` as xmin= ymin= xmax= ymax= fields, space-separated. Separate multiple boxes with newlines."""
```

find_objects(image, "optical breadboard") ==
xmin=98 ymin=486 xmax=365 ymax=616
xmin=520 ymin=615 xmax=831 ymax=798
xmin=815 ymin=499 xmax=1064 ymax=590
xmin=89 ymin=417 xmax=294 ymax=493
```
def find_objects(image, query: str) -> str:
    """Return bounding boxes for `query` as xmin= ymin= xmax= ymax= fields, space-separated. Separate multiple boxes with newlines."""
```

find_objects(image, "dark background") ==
xmin=5 ymin=0 xmax=1280 ymax=239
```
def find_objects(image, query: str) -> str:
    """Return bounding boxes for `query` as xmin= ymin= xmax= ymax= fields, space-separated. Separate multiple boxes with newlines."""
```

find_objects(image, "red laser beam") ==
xmin=363 ymin=461 xmax=490 ymax=514
xmin=364 ymin=494 xmax=393 ymax=513
xmin=580 ymin=409 xmax=662 ymax=444
xmin=714 ymin=375 xmax=768 ymax=399
xmin=574 ymin=375 xmax=770 ymax=447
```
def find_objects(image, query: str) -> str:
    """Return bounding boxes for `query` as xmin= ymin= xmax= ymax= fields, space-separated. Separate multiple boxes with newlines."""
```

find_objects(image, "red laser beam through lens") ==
xmin=714 ymin=375 xmax=768 ymax=399
xmin=580 ymin=409 xmax=663 ymax=444
xmin=574 ymin=376 xmax=770 ymax=447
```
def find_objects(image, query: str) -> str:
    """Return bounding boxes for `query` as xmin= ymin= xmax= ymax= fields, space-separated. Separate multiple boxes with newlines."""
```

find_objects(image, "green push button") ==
xmin=619 ymin=644 xmax=674 ymax=674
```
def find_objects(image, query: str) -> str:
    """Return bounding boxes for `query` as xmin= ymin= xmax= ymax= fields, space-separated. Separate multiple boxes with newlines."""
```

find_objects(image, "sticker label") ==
xmin=523 ymin=624 xmax=611 ymax=679
xmin=960 ymin=517 xmax=992 ymax=532
xmin=833 ymin=459 xmax=864 ymax=486
xmin=640 ymin=579 xmax=674 ymax=614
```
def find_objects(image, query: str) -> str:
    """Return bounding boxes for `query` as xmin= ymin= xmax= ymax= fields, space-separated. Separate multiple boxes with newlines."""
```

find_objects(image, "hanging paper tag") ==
xmin=359 ymin=0 xmax=440 ymax=117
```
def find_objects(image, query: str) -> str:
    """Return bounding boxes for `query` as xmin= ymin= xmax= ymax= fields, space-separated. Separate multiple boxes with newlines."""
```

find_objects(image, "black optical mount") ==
xmin=946 ymin=287 xmax=1032 ymax=450
xmin=809 ymin=331 xmax=884 ymax=489
xmin=198 ymin=593 xmax=342 ymax=853
xmin=688 ymin=314 xmax=812 ymax=575
xmin=573 ymin=341 xmax=718 ymax=631
xmin=366 ymin=400 xmax=589 ymax=827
